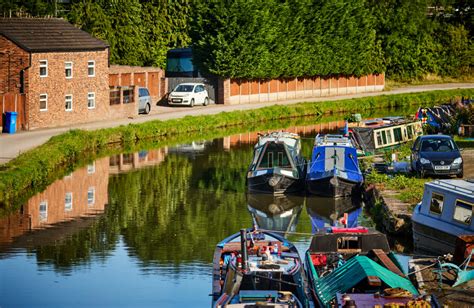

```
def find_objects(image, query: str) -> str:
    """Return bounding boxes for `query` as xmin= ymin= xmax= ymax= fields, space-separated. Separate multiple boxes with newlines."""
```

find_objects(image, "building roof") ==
xmin=313 ymin=256 xmax=418 ymax=307
xmin=0 ymin=18 xmax=108 ymax=52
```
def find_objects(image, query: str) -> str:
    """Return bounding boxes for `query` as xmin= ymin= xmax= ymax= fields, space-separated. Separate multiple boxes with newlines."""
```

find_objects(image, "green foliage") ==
xmin=189 ymin=0 xmax=384 ymax=78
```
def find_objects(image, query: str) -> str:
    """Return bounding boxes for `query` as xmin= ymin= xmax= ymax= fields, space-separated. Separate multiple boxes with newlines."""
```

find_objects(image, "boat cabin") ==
xmin=349 ymin=117 xmax=422 ymax=154
xmin=412 ymin=179 xmax=474 ymax=254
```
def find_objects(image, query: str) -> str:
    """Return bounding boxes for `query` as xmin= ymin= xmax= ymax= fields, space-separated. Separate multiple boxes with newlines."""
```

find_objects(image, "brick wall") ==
xmin=0 ymin=35 xmax=30 ymax=95
xmin=109 ymin=65 xmax=166 ymax=101
xmin=27 ymin=50 xmax=109 ymax=129
xmin=221 ymin=74 xmax=385 ymax=105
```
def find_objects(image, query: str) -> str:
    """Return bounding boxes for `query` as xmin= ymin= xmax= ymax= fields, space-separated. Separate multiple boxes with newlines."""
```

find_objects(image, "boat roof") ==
xmin=257 ymin=132 xmax=299 ymax=148
xmin=315 ymin=134 xmax=353 ymax=147
xmin=314 ymin=256 xmax=418 ymax=306
xmin=351 ymin=117 xmax=418 ymax=129
xmin=309 ymin=230 xmax=390 ymax=253
xmin=426 ymin=179 xmax=474 ymax=198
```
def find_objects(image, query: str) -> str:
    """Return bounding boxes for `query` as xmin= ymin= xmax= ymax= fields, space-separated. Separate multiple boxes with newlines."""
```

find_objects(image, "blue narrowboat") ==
xmin=247 ymin=132 xmax=306 ymax=195
xmin=412 ymin=179 xmax=474 ymax=255
xmin=306 ymin=135 xmax=363 ymax=198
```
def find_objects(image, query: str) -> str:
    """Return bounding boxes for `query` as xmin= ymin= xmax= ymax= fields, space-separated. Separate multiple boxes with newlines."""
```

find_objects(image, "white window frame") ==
xmin=65 ymin=94 xmax=73 ymax=111
xmin=87 ymin=162 xmax=95 ymax=174
xmin=88 ymin=60 xmax=95 ymax=77
xmin=40 ymin=93 xmax=48 ymax=111
xmin=65 ymin=61 xmax=73 ymax=79
xmin=39 ymin=201 xmax=48 ymax=222
xmin=87 ymin=92 xmax=96 ymax=109
xmin=39 ymin=60 xmax=48 ymax=77
xmin=87 ymin=187 xmax=95 ymax=206
xmin=65 ymin=192 xmax=73 ymax=212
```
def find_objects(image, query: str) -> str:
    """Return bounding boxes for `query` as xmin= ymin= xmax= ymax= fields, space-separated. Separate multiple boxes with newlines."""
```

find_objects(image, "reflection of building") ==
xmin=222 ymin=121 xmax=346 ymax=150
xmin=0 ymin=157 xmax=109 ymax=248
xmin=108 ymin=148 xmax=168 ymax=174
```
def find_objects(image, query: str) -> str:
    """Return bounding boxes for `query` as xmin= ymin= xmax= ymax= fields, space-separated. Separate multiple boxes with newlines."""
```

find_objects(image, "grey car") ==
xmin=138 ymin=87 xmax=151 ymax=114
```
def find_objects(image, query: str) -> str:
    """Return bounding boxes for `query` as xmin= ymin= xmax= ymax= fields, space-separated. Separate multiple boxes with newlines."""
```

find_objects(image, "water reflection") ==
xmin=306 ymin=196 xmax=362 ymax=232
xmin=247 ymin=194 xmax=304 ymax=235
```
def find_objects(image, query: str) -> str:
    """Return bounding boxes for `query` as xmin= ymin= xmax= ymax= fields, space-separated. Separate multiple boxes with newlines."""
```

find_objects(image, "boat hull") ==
xmin=306 ymin=175 xmax=362 ymax=198
xmin=247 ymin=173 xmax=304 ymax=195
xmin=412 ymin=220 xmax=458 ymax=255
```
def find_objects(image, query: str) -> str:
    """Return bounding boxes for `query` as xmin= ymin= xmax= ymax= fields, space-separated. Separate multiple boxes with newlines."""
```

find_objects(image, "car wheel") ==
xmin=416 ymin=169 xmax=424 ymax=179
xmin=190 ymin=98 xmax=194 ymax=107
xmin=456 ymin=170 xmax=464 ymax=178
xmin=203 ymin=97 xmax=209 ymax=106
xmin=145 ymin=103 xmax=151 ymax=114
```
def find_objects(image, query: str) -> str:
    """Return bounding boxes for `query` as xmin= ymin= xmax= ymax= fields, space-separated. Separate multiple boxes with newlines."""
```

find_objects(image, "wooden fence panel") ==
xmin=1 ymin=93 xmax=26 ymax=131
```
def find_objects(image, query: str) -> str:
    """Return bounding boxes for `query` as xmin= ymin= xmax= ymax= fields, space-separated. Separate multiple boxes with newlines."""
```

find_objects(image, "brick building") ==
xmin=0 ymin=18 xmax=110 ymax=130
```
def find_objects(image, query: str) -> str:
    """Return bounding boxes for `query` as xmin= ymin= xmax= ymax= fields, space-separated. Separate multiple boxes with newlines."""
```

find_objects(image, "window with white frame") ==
xmin=39 ymin=60 xmax=48 ymax=77
xmin=65 ymin=192 xmax=73 ymax=211
xmin=87 ymin=162 xmax=95 ymax=174
xmin=87 ymin=187 xmax=95 ymax=206
xmin=65 ymin=94 xmax=73 ymax=111
xmin=39 ymin=201 xmax=48 ymax=222
xmin=88 ymin=60 xmax=95 ymax=77
xmin=88 ymin=92 xmax=95 ymax=109
xmin=65 ymin=62 xmax=73 ymax=78
xmin=40 ymin=93 xmax=48 ymax=111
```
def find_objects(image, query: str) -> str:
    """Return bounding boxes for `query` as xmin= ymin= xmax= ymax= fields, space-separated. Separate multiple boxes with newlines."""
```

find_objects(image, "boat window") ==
xmin=386 ymin=130 xmax=393 ymax=144
xmin=268 ymin=152 xmax=273 ymax=168
xmin=393 ymin=128 xmax=403 ymax=142
xmin=453 ymin=200 xmax=473 ymax=225
xmin=376 ymin=132 xmax=383 ymax=147
xmin=429 ymin=193 xmax=444 ymax=215
xmin=407 ymin=125 xmax=413 ymax=139
xmin=257 ymin=143 xmax=291 ymax=169
xmin=381 ymin=131 xmax=387 ymax=145
xmin=337 ymin=236 xmax=360 ymax=251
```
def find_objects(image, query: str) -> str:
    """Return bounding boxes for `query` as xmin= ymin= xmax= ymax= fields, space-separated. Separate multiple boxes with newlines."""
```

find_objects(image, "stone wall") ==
xmin=27 ymin=50 xmax=110 ymax=130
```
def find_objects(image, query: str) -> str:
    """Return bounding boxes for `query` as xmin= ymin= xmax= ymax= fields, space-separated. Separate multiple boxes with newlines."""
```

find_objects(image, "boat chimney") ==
xmin=240 ymin=229 xmax=248 ymax=270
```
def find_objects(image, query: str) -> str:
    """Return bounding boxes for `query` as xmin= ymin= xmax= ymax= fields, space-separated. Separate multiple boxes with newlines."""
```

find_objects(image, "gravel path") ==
xmin=1 ymin=83 xmax=473 ymax=164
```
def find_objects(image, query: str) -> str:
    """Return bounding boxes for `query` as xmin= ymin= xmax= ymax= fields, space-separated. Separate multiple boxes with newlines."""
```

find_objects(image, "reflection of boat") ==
xmin=212 ymin=228 xmax=311 ymax=307
xmin=306 ymin=196 xmax=361 ymax=232
xmin=168 ymin=141 xmax=209 ymax=158
xmin=304 ymin=228 xmax=422 ymax=307
xmin=412 ymin=179 xmax=474 ymax=255
xmin=247 ymin=132 xmax=306 ymax=194
xmin=349 ymin=117 xmax=422 ymax=156
xmin=306 ymin=135 xmax=363 ymax=198
xmin=247 ymin=194 xmax=304 ymax=235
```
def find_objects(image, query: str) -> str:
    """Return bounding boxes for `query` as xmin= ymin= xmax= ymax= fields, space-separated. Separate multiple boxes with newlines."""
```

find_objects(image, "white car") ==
xmin=168 ymin=83 xmax=209 ymax=107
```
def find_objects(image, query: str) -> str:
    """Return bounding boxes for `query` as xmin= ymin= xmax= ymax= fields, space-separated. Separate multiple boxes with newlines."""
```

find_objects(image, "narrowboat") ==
xmin=246 ymin=193 xmax=304 ymax=235
xmin=212 ymin=228 xmax=312 ymax=307
xmin=306 ymin=134 xmax=363 ymax=198
xmin=247 ymin=132 xmax=306 ymax=194
xmin=349 ymin=117 xmax=422 ymax=156
xmin=304 ymin=228 xmax=425 ymax=307
xmin=412 ymin=179 xmax=474 ymax=255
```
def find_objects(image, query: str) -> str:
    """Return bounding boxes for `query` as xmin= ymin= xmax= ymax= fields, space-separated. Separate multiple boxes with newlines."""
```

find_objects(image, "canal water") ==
xmin=1 ymin=114 xmax=472 ymax=307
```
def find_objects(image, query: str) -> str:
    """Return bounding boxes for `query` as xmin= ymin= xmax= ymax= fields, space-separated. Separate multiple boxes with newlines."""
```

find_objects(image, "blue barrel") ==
xmin=5 ymin=111 xmax=18 ymax=134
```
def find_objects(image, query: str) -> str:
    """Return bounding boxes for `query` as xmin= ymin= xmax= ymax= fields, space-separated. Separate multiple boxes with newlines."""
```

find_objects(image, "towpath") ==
xmin=1 ymin=83 xmax=473 ymax=164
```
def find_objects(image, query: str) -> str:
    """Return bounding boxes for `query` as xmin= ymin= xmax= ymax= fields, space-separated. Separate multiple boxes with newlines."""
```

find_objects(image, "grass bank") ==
xmin=0 ymin=88 xmax=473 ymax=208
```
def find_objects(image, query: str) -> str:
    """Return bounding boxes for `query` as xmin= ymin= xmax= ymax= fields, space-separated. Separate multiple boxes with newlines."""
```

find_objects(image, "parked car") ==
xmin=168 ymin=83 xmax=209 ymax=107
xmin=410 ymin=135 xmax=463 ymax=178
xmin=138 ymin=87 xmax=151 ymax=114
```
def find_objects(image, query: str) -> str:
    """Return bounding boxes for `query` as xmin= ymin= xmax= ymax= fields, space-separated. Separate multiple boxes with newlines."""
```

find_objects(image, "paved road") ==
xmin=1 ymin=83 xmax=473 ymax=164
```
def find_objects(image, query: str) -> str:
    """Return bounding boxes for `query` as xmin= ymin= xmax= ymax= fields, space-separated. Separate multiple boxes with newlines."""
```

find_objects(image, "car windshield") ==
xmin=174 ymin=85 xmax=194 ymax=92
xmin=421 ymin=138 xmax=457 ymax=152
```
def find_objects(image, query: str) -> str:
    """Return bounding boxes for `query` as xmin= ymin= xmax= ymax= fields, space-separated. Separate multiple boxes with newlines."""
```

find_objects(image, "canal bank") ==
xmin=364 ymin=148 xmax=474 ymax=238
xmin=0 ymin=88 xmax=473 ymax=208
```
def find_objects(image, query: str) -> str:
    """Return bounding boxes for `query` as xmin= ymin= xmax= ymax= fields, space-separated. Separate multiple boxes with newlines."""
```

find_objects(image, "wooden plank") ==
xmin=371 ymin=249 xmax=404 ymax=277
